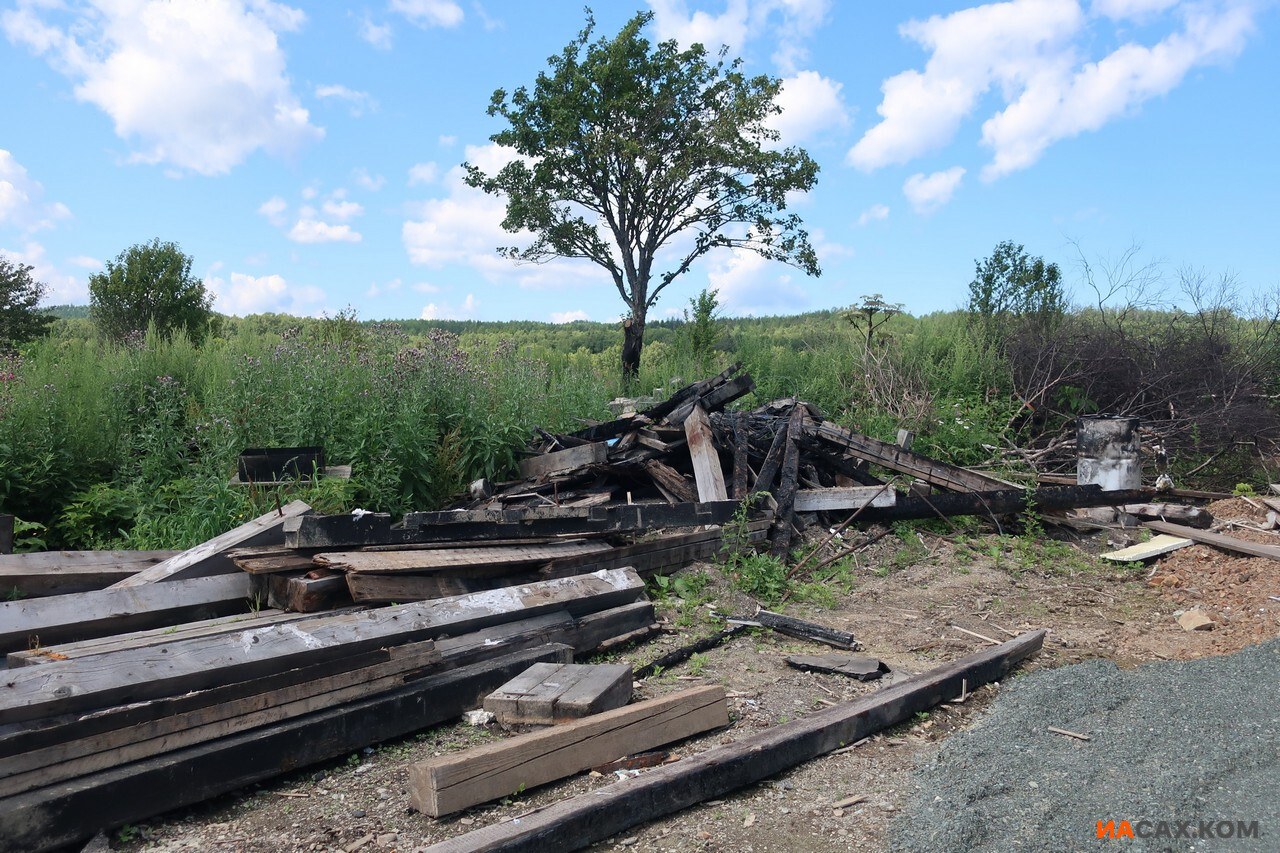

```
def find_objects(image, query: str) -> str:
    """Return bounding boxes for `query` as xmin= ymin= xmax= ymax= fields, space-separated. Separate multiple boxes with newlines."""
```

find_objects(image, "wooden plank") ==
xmin=0 ymin=551 xmax=180 ymax=597
xmin=424 ymin=631 xmax=1046 ymax=853
xmin=411 ymin=686 xmax=728 ymax=817
xmin=1142 ymin=520 xmax=1280 ymax=561
xmin=4 ymin=608 xmax=322 ymax=667
xmin=540 ymin=522 xmax=771 ymax=581
xmin=0 ymin=514 xmax=11 ymax=555
xmin=1099 ymin=534 xmax=1193 ymax=562
xmin=110 ymin=501 xmax=311 ymax=587
xmin=683 ymin=404 xmax=728 ymax=503
xmin=733 ymin=609 xmax=860 ymax=650
xmin=319 ymin=541 xmax=611 ymax=573
xmin=643 ymin=460 xmax=698 ymax=504
xmin=809 ymin=421 xmax=1015 ymax=492
xmin=518 ymin=443 xmax=608 ymax=480
xmin=0 ymin=568 xmax=645 ymax=725
xmin=484 ymin=663 xmax=631 ymax=726
xmin=731 ymin=417 xmax=750 ymax=499
xmin=1116 ymin=503 xmax=1212 ymax=528
xmin=0 ymin=645 xmax=573 ymax=853
xmin=275 ymin=572 xmax=350 ymax=612
xmin=793 ymin=487 xmax=897 ymax=513
xmin=0 ymin=573 xmax=252 ymax=656
xmin=345 ymin=572 xmax=539 ymax=604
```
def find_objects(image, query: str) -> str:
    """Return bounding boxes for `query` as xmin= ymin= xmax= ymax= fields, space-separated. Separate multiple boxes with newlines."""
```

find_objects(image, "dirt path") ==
xmin=114 ymin=507 xmax=1280 ymax=853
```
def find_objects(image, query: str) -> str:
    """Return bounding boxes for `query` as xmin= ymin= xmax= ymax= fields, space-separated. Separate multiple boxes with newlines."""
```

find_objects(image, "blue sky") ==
xmin=1 ymin=0 xmax=1277 ymax=323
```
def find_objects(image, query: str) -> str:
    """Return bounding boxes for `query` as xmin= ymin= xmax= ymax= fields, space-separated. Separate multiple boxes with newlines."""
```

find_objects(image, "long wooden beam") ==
xmin=110 ymin=501 xmax=311 ymax=587
xmin=1143 ymin=519 xmax=1280 ymax=561
xmin=0 ymin=573 xmax=252 ymax=656
xmin=808 ymin=421 xmax=1015 ymax=492
xmin=845 ymin=485 xmax=1151 ymax=525
xmin=425 ymin=630 xmax=1046 ymax=853
xmin=0 ymin=551 xmax=179 ymax=598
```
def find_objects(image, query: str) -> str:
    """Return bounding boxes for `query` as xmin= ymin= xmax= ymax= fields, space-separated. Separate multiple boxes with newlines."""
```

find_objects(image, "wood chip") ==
xmin=949 ymin=625 xmax=1001 ymax=645
xmin=830 ymin=793 xmax=868 ymax=809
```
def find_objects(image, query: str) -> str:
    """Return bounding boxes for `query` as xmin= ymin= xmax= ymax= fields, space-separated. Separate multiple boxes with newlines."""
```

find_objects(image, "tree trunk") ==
xmin=622 ymin=314 xmax=645 ymax=384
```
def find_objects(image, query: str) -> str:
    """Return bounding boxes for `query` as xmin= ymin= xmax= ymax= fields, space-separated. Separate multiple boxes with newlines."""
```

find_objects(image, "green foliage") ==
xmin=1232 ymin=482 xmax=1257 ymax=497
xmin=967 ymin=240 xmax=1065 ymax=342
xmin=0 ymin=254 xmax=52 ymax=348
xmin=467 ymin=10 xmax=820 ymax=378
xmin=89 ymin=239 xmax=214 ymax=344
xmin=845 ymin=293 xmax=904 ymax=348
xmin=683 ymin=288 xmax=722 ymax=372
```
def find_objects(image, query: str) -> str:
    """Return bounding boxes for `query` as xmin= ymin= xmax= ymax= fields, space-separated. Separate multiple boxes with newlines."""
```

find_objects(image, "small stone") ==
xmin=743 ymin=813 xmax=756 ymax=828
xmin=1178 ymin=610 xmax=1216 ymax=631
xmin=619 ymin=837 xmax=638 ymax=846
xmin=351 ymin=809 xmax=367 ymax=818
xmin=344 ymin=834 xmax=374 ymax=853
xmin=780 ymin=808 xmax=791 ymax=815
xmin=376 ymin=833 xmax=398 ymax=847
xmin=459 ymin=817 xmax=475 ymax=826
xmin=832 ymin=808 xmax=844 ymax=817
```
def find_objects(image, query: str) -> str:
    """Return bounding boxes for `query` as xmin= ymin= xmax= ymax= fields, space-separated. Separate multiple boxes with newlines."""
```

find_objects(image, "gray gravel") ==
xmin=889 ymin=640 xmax=1280 ymax=853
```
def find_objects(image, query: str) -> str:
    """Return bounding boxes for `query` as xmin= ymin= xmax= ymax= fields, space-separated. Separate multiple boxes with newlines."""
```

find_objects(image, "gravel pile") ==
xmin=889 ymin=640 xmax=1280 ymax=852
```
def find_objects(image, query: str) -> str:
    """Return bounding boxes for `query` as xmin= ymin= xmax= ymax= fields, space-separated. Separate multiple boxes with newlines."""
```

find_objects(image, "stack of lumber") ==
xmin=0 ymin=569 xmax=657 ymax=853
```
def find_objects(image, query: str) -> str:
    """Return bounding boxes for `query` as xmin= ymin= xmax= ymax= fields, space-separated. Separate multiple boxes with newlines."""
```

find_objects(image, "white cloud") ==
xmin=1092 ymin=0 xmax=1181 ymax=19
xmin=366 ymin=277 xmax=402 ymax=298
xmin=360 ymin=14 xmax=393 ymax=49
xmin=206 ymin=270 xmax=326 ymax=315
xmin=67 ymin=255 xmax=103 ymax=269
xmin=903 ymin=167 xmax=966 ymax=213
xmin=391 ymin=0 xmax=464 ymax=28
xmin=0 ymin=241 xmax=86 ymax=303
xmin=301 ymin=185 xmax=319 ymax=200
xmin=0 ymin=149 xmax=71 ymax=232
xmin=438 ymin=134 xmax=458 ymax=148
xmin=314 ymin=84 xmax=375 ymax=116
xmin=550 ymin=309 xmax=590 ymax=324
xmin=647 ymin=0 xmax=830 ymax=74
xmin=848 ymin=0 xmax=1258 ymax=179
xmin=3 ymin=0 xmax=323 ymax=176
xmin=288 ymin=219 xmax=362 ymax=243
xmin=473 ymin=2 xmax=502 ymax=31
xmin=707 ymin=248 xmax=812 ymax=316
xmin=856 ymin=203 xmax=890 ymax=226
xmin=321 ymin=199 xmax=363 ymax=220
xmin=413 ymin=281 xmax=441 ymax=294
xmin=257 ymin=195 xmax=288 ymax=226
xmin=353 ymin=167 xmax=386 ymax=191
xmin=420 ymin=293 xmax=476 ymax=320
xmin=408 ymin=161 xmax=439 ymax=185
xmin=768 ymin=71 xmax=849 ymax=146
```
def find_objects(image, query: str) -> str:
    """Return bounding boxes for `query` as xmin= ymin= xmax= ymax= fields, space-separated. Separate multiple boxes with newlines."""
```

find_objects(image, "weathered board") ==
xmin=1143 ymin=520 xmax=1280 ymax=561
xmin=0 ymin=573 xmax=252 ymax=656
xmin=518 ymin=443 xmax=608 ymax=480
xmin=0 ymin=551 xmax=179 ymax=597
xmin=317 ymin=541 xmax=612 ymax=573
xmin=483 ymin=662 xmax=632 ymax=725
xmin=1099 ymin=533 xmax=1193 ymax=562
xmin=423 ymin=631 xmax=1046 ymax=852
xmin=109 ymin=501 xmax=311 ymax=587
xmin=411 ymin=685 xmax=728 ymax=817
xmin=683 ymin=404 xmax=728 ymax=503
xmin=785 ymin=653 xmax=887 ymax=680
xmin=793 ymin=487 xmax=897 ymax=513
xmin=345 ymin=571 xmax=540 ymax=604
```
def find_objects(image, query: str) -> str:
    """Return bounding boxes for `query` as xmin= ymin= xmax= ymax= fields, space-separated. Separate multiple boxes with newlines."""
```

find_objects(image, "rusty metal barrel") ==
xmin=1076 ymin=416 xmax=1141 ymax=491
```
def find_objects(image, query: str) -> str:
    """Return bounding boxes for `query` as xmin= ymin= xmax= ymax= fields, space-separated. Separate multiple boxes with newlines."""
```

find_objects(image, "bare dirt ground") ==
xmin=112 ymin=500 xmax=1280 ymax=853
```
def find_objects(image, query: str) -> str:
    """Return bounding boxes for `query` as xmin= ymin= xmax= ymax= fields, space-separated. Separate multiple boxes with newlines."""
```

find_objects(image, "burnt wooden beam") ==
xmin=643 ymin=460 xmax=698 ymax=504
xmin=633 ymin=626 xmax=749 ymax=680
xmin=731 ymin=417 xmax=750 ymax=499
xmin=424 ymin=631 xmax=1046 ymax=853
xmin=726 ymin=608 xmax=860 ymax=650
xmin=750 ymin=408 xmax=792 ymax=496
xmin=808 ymin=421 xmax=1015 ymax=493
xmin=290 ymin=502 xmax=743 ymax=548
xmin=770 ymin=406 xmax=804 ymax=560
xmin=848 ymin=485 xmax=1150 ymax=525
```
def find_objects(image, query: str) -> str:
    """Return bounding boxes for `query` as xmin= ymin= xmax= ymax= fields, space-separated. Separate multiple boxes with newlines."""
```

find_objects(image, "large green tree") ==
xmin=466 ymin=11 xmax=820 ymax=380
xmin=89 ymin=239 xmax=214 ymax=344
xmin=0 ymin=253 xmax=52 ymax=348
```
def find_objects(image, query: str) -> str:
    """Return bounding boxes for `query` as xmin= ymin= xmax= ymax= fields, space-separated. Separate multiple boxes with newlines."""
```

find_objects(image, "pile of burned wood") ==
xmin=0 ymin=367 xmax=1230 ymax=851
